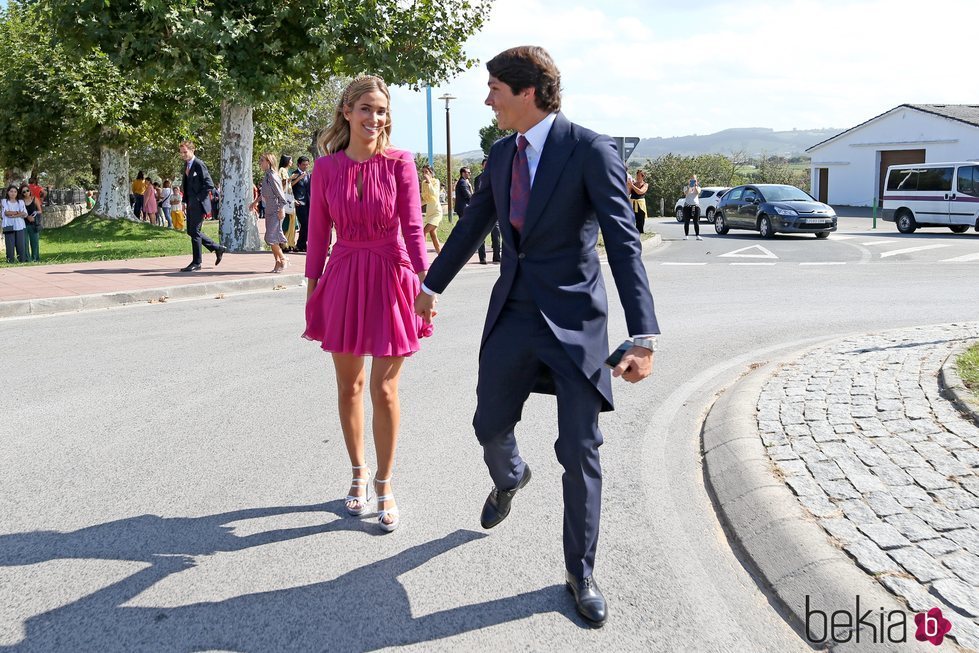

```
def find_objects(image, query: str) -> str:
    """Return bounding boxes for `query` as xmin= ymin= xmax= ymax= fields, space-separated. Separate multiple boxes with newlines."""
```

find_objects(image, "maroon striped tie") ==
xmin=509 ymin=135 xmax=530 ymax=233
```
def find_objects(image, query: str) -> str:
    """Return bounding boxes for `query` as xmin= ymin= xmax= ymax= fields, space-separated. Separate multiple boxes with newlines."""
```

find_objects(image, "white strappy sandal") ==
xmin=345 ymin=465 xmax=373 ymax=516
xmin=374 ymin=477 xmax=400 ymax=533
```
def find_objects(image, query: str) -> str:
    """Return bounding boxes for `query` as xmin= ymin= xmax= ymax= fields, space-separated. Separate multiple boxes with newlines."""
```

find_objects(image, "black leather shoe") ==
xmin=180 ymin=263 xmax=201 ymax=272
xmin=215 ymin=247 xmax=226 ymax=265
xmin=565 ymin=572 xmax=608 ymax=628
xmin=480 ymin=465 xmax=531 ymax=529
xmin=479 ymin=259 xmax=488 ymax=265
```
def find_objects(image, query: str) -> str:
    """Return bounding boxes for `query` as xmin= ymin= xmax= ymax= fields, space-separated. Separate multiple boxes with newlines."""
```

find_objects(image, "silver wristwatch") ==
xmin=632 ymin=337 xmax=657 ymax=352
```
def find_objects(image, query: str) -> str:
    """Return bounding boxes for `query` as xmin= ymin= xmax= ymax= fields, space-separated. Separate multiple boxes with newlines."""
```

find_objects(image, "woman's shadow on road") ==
xmin=0 ymin=502 xmax=573 ymax=652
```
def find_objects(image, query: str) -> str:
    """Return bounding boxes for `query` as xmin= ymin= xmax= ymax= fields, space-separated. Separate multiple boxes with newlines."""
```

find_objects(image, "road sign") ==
xmin=613 ymin=136 xmax=640 ymax=162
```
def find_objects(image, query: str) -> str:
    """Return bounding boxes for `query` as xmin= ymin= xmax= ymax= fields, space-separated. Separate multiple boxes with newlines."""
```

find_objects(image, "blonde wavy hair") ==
xmin=318 ymin=75 xmax=393 ymax=156
xmin=258 ymin=152 xmax=278 ymax=172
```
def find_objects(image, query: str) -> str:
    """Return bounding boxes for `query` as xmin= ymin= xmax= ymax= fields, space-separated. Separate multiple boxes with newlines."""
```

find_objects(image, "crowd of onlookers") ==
xmin=130 ymin=171 xmax=190 ymax=231
xmin=2 ymin=178 xmax=46 ymax=263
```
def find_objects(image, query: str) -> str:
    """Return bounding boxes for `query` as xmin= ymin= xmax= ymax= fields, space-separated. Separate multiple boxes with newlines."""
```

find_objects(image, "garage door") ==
xmin=878 ymin=149 xmax=925 ymax=203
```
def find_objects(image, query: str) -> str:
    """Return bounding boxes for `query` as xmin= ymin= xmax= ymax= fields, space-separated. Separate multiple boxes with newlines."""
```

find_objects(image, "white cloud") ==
xmin=390 ymin=0 xmax=977 ymax=155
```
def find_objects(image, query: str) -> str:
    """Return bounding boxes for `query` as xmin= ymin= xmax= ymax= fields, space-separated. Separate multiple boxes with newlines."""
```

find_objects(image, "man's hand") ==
xmin=414 ymin=291 xmax=437 ymax=324
xmin=612 ymin=346 xmax=654 ymax=383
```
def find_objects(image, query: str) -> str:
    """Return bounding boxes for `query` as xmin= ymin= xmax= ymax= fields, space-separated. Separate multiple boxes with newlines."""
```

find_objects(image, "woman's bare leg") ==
xmin=333 ymin=353 xmax=369 ymax=510
xmin=369 ymin=356 xmax=405 ymax=524
xmin=425 ymin=224 xmax=441 ymax=254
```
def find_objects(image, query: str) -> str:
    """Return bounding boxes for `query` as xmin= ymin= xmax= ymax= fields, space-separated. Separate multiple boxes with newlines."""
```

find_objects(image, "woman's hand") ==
xmin=306 ymin=277 xmax=317 ymax=301
xmin=278 ymin=208 xmax=285 ymax=220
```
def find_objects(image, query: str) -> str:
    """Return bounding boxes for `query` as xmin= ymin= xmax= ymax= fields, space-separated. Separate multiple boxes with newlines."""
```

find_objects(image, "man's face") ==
xmin=485 ymin=75 xmax=532 ymax=132
xmin=179 ymin=145 xmax=193 ymax=162
xmin=299 ymin=161 xmax=310 ymax=171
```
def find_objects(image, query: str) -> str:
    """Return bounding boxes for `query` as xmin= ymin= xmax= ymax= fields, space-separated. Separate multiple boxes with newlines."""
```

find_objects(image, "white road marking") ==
xmin=799 ymin=262 xmax=847 ymax=266
xmin=729 ymin=262 xmax=777 ymax=266
xmin=719 ymin=245 xmax=778 ymax=259
xmin=860 ymin=240 xmax=898 ymax=246
xmin=879 ymin=244 xmax=951 ymax=258
xmin=940 ymin=252 xmax=979 ymax=262
xmin=662 ymin=262 xmax=708 ymax=266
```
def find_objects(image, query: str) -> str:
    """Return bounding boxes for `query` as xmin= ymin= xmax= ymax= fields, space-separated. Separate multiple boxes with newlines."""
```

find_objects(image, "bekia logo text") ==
xmin=805 ymin=596 xmax=952 ymax=646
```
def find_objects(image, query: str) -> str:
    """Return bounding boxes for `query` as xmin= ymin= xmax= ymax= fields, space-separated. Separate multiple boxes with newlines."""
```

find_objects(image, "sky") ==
xmin=390 ymin=0 xmax=977 ymax=155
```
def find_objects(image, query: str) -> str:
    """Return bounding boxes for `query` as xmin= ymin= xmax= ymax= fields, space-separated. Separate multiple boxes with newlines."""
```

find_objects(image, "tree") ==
xmin=479 ymin=118 xmax=513 ymax=155
xmin=47 ymin=0 xmax=491 ymax=251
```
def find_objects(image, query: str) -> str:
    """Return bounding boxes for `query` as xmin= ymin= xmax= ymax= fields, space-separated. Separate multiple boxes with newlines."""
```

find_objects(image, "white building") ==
xmin=806 ymin=104 xmax=979 ymax=207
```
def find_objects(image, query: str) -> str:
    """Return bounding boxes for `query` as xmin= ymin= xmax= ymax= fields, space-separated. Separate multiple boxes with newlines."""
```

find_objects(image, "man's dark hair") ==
xmin=298 ymin=156 xmax=310 ymax=165
xmin=460 ymin=167 xmax=470 ymax=175
xmin=486 ymin=46 xmax=562 ymax=113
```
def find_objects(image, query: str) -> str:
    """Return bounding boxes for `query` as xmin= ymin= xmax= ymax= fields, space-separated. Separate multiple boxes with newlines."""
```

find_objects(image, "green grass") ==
xmin=956 ymin=343 xmax=979 ymax=400
xmin=0 ymin=214 xmax=221 ymax=267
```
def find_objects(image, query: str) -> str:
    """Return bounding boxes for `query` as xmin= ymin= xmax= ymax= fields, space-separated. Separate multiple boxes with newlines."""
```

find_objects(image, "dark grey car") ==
xmin=714 ymin=184 xmax=838 ymax=238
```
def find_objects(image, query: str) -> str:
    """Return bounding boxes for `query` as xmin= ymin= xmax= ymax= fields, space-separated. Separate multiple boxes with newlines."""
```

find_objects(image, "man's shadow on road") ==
xmin=0 ymin=502 xmax=573 ymax=652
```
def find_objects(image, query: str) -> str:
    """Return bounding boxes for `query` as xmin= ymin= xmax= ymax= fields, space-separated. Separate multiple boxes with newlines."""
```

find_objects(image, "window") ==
xmin=917 ymin=167 xmax=953 ymax=192
xmin=725 ymin=187 xmax=743 ymax=201
xmin=957 ymin=166 xmax=976 ymax=195
xmin=763 ymin=185 xmax=813 ymax=202
xmin=886 ymin=169 xmax=918 ymax=191
xmin=701 ymin=190 xmax=715 ymax=199
xmin=743 ymin=188 xmax=759 ymax=203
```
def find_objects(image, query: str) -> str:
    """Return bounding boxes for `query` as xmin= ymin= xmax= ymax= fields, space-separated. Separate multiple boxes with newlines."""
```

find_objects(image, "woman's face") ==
xmin=6 ymin=187 xmax=18 ymax=199
xmin=423 ymin=168 xmax=432 ymax=180
xmin=260 ymin=158 xmax=269 ymax=171
xmin=343 ymin=90 xmax=389 ymax=148
xmin=20 ymin=188 xmax=31 ymax=200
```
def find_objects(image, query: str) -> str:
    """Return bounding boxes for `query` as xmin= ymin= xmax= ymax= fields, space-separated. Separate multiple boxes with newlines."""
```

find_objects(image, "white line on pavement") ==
xmin=940 ymin=252 xmax=979 ymax=262
xmin=860 ymin=240 xmax=898 ymax=246
xmin=879 ymin=244 xmax=951 ymax=258
xmin=718 ymin=245 xmax=778 ymax=259
xmin=799 ymin=262 xmax=847 ymax=266
xmin=729 ymin=262 xmax=777 ymax=266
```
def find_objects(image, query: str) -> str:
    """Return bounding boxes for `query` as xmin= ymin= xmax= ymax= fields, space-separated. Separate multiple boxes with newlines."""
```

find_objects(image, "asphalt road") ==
xmin=2 ymin=216 xmax=978 ymax=651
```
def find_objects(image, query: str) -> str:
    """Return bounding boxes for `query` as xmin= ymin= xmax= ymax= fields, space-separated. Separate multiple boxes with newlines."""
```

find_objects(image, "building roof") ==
xmin=806 ymin=104 xmax=979 ymax=152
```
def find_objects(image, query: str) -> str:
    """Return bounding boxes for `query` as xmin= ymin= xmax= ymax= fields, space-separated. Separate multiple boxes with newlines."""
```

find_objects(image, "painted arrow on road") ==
xmin=718 ymin=245 xmax=778 ymax=259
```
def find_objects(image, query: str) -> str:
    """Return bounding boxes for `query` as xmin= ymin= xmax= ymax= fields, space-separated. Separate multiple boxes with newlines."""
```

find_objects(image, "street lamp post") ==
xmin=438 ymin=93 xmax=456 ymax=220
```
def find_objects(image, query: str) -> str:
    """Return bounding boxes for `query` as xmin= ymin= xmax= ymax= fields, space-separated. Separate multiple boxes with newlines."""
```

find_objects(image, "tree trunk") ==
xmin=94 ymin=129 xmax=135 ymax=220
xmin=219 ymin=102 xmax=261 ymax=251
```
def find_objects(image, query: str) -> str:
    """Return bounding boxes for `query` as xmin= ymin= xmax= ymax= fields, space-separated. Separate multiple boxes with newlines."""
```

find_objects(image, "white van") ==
xmin=882 ymin=161 xmax=979 ymax=234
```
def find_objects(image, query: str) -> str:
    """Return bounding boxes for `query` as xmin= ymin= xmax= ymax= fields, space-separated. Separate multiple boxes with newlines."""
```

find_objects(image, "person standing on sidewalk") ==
xmin=178 ymin=140 xmax=226 ymax=272
xmin=158 ymin=180 xmax=174 ymax=228
xmin=2 ymin=185 xmax=28 ymax=263
xmin=420 ymin=164 xmax=443 ymax=255
xmin=682 ymin=174 xmax=702 ymax=240
xmin=454 ymin=166 xmax=473 ymax=224
xmin=628 ymin=169 xmax=648 ymax=234
xmin=254 ymin=153 xmax=288 ymax=273
xmin=414 ymin=45 xmax=658 ymax=628
xmin=20 ymin=185 xmax=41 ymax=262
xmin=474 ymin=157 xmax=501 ymax=264
xmin=290 ymin=156 xmax=312 ymax=253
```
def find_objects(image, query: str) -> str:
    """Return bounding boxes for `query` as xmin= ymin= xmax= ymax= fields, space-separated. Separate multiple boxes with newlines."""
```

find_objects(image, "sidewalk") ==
xmin=706 ymin=323 xmax=979 ymax=650
xmin=0 ymin=232 xmax=662 ymax=320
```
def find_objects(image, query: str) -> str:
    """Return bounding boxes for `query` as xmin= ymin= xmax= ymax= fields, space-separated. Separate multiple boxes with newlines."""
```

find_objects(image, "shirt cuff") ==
xmin=630 ymin=334 xmax=657 ymax=339
xmin=420 ymin=283 xmax=437 ymax=296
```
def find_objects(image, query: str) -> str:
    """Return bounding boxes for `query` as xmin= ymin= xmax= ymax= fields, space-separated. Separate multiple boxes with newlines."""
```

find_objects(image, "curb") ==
xmin=702 ymin=359 xmax=919 ymax=652
xmin=939 ymin=341 xmax=979 ymax=428
xmin=0 ymin=273 xmax=304 ymax=320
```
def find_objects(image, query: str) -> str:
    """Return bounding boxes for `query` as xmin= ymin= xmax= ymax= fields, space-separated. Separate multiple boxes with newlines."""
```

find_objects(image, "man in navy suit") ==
xmin=415 ymin=46 xmax=659 ymax=628
xmin=178 ymin=140 xmax=226 ymax=272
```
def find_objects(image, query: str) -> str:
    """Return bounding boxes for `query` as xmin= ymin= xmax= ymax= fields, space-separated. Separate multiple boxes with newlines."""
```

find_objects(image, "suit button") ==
xmin=518 ymin=253 xmax=526 ymax=259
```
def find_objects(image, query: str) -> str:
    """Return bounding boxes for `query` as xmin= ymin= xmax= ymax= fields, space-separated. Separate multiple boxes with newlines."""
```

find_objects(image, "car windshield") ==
xmin=762 ymin=186 xmax=813 ymax=202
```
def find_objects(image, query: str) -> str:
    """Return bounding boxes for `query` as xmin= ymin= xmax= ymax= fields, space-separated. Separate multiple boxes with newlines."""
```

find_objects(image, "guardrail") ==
xmin=44 ymin=188 xmax=87 ymax=206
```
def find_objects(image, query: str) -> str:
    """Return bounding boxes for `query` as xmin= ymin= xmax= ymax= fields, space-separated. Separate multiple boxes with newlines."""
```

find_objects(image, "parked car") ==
xmin=674 ymin=186 xmax=729 ymax=223
xmin=882 ymin=161 xmax=979 ymax=234
xmin=713 ymin=184 xmax=837 ymax=238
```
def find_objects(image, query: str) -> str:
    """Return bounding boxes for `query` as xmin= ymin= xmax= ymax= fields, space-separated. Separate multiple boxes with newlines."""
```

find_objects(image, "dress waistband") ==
xmin=334 ymin=234 xmax=400 ymax=249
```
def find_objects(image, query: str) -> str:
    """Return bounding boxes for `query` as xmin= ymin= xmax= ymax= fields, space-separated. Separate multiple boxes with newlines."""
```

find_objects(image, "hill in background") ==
xmin=632 ymin=127 xmax=840 ymax=160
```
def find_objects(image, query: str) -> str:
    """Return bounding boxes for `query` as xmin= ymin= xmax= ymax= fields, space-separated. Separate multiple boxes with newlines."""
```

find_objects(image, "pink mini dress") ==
xmin=303 ymin=149 xmax=432 ymax=357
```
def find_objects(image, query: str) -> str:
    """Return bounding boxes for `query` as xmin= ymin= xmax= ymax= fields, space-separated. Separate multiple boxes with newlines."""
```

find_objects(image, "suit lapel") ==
xmin=521 ymin=113 xmax=576 ymax=241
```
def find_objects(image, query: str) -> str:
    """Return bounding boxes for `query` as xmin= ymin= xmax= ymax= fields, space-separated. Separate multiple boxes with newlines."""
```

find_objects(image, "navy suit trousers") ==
xmin=473 ymin=280 xmax=605 ymax=580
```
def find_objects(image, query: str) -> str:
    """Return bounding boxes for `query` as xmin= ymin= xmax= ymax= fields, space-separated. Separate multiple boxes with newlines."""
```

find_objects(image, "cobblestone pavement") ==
xmin=759 ymin=323 xmax=979 ymax=651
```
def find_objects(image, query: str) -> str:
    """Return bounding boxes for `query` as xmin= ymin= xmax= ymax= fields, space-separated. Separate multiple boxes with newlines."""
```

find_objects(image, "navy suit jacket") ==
xmin=181 ymin=158 xmax=215 ymax=219
xmin=424 ymin=112 xmax=659 ymax=409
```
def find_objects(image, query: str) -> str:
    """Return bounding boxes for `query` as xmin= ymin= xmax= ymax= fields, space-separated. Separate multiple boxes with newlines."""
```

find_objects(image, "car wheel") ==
xmin=896 ymin=210 xmax=917 ymax=234
xmin=705 ymin=207 xmax=716 ymax=223
xmin=675 ymin=207 xmax=683 ymax=222
xmin=815 ymin=231 xmax=829 ymax=239
xmin=714 ymin=211 xmax=729 ymax=234
xmin=758 ymin=215 xmax=775 ymax=239
xmin=949 ymin=225 xmax=969 ymax=234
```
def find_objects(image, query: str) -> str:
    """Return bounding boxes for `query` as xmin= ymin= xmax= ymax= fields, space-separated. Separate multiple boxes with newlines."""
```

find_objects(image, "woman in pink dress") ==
xmin=303 ymin=75 xmax=431 ymax=533
xmin=142 ymin=179 xmax=158 ymax=225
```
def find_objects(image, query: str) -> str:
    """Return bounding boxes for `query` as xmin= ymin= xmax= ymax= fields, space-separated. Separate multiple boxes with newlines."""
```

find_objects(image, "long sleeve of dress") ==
xmin=396 ymin=153 xmax=428 ymax=273
xmin=305 ymin=159 xmax=334 ymax=280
